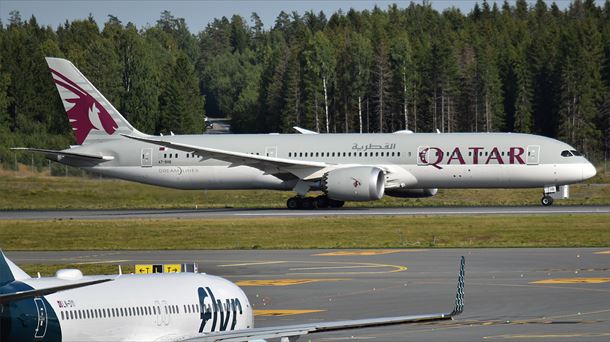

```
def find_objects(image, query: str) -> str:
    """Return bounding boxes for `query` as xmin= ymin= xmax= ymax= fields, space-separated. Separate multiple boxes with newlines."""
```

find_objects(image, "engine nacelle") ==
xmin=321 ymin=166 xmax=385 ymax=201
xmin=385 ymin=188 xmax=438 ymax=198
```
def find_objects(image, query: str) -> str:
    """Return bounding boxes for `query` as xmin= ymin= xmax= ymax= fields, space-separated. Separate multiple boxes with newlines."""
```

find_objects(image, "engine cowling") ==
xmin=321 ymin=166 xmax=385 ymax=201
xmin=385 ymin=188 xmax=438 ymax=198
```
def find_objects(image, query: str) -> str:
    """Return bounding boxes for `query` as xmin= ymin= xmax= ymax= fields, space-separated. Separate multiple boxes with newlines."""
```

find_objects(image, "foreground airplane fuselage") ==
xmin=0 ymin=268 xmax=253 ymax=341
xmin=15 ymin=57 xmax=597 ymax=208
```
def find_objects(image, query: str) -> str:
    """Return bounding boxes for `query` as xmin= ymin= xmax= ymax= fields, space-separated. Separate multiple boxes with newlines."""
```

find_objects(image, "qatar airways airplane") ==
xmin=14 ymin=58 xmax=597 ymax=208
xmin=0 ymin=251 xmax=466 ymax=341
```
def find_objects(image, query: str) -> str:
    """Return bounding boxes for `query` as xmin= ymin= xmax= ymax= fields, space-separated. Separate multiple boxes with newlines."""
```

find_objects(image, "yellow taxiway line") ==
xmin=236 ymin=278 xmax=348 ymax=286
xmin=531 ymin=278 xmax=610 ymax=284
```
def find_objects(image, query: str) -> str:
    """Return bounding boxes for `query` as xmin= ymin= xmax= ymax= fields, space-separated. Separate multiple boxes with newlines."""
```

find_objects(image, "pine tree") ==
xmin=159 ymin=54 xmax=204 ymax=133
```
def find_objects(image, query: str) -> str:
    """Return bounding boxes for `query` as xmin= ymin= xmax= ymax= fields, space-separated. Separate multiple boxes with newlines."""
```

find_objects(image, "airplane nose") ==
xmin=582 ymin=163 xmax=597 ymax=180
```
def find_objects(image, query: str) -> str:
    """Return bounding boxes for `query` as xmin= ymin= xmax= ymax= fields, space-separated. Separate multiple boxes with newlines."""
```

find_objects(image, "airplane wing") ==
xmin=11 ymin=147 xmax=114 ymax=161
xmin=122 ymin=135 xmax=333 ymax=180
xmin=0 ymin=278 xmax=113 ymax=304
xmin=188 ymin=257 xmax=465 ymax=342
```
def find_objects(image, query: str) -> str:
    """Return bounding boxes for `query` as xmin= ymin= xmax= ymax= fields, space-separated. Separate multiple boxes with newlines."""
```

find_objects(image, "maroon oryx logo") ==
xmin=50 ymin=68 xmax=118 ymax=144
xmin=352 ymin=177 xmax=361 ymax=188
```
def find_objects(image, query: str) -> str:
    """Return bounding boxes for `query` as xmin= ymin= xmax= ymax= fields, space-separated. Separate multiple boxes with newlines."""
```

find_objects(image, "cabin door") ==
xmin=141 ymin=148 xmax=153 ymax=167
xmin=33 ymin=298 xmax=48 ymax=338
xmin=526 ymin=145 xmax=540 ymax=165
xmin=265 ymin=146 xmax=277 ymax=158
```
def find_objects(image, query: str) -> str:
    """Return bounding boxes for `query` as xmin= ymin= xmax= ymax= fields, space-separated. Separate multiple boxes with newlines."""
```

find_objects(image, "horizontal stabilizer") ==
xmin=0 ymin=278 xmax=113 ymax=304
xmin=11 ymin=147 xmax=114 ymax=161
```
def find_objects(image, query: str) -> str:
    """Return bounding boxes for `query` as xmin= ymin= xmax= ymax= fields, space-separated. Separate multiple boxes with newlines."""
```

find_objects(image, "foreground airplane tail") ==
xmin=0 ymin=251 xmax=112 ymax=304
xmin=0 ymin=250 xmax=31 ymax=285
xmin=45 ymin=57 xmax=143 ymax=145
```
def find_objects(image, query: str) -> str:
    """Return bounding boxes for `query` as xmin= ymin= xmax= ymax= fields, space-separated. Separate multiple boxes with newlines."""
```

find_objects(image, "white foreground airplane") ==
xmin=0 ymin=251 xmax=466 ymax=341
xmin=14 ymin=58 xmax=597 ymax=208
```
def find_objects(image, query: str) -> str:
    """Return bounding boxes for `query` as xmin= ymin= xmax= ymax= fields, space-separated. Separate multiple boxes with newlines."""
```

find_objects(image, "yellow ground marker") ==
xmin=531 ymin=278 xmax=610 ymax=284
xmin=593 ymin=250 xmax=610 ymax=254
xmin=236 ymin=278 xmax=348 ymax=286
xmin=254 ymin=309 xmax=325 ymax=317
xmin=315 ymin=249 xmax=426 ymax=256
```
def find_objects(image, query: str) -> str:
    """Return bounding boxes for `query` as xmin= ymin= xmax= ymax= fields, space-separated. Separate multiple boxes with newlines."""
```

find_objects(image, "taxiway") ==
xmin=7 ymin=248 xmax=610 ymax=341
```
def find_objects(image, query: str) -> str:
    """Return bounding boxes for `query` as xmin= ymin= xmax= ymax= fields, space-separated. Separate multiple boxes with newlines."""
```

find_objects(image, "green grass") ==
xmin=19 ymin=264 xmax=134 ymax=277
xmin=1 ymin=215 xmax=608 ymax=251
xmin=1 ymin=169 xmax=609 ymax=209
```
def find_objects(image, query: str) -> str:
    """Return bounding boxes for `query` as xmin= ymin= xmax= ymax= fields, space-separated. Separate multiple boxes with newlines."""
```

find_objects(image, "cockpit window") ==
xmin=561 ymin=150 xmax=573 ymax=157
xmin=570 ymin=150 xmax=582 ymax=156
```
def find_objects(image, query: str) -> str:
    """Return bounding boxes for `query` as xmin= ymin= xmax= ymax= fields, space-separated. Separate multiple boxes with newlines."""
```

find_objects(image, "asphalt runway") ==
xmin=7 ymin=248 xmax=610 ymax=341
xmin=1 ymin=205 xmax=609 ymax=220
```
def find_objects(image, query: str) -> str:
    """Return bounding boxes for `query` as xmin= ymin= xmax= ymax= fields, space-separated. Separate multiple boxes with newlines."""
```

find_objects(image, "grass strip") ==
xmin=1 ymin=215 xmax=608 ymax=251
xmin=19 ymin=264 xmax=134 ymax=277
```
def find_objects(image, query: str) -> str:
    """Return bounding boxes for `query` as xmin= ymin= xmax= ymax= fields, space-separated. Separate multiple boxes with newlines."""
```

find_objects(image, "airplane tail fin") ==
xmin=0 ymin=250 xmax=31 ymax=286
xmin=45 ymin=57 xmax=144 ymax=145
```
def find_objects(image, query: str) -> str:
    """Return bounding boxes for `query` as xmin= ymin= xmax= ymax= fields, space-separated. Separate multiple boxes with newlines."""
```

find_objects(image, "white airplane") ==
xmin=0 ymin=251 xmax=466 ymax=341
xmin=14 ymin=58 xmax=597 ymax=208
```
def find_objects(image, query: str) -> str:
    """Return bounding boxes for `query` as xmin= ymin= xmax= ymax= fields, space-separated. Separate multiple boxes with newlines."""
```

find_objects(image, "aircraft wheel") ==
xmin=286 ymin=197 xmax=302 ymax=210
xmin=541 ymin=195 xmax=554 ymax=206
xmin=315 ymin=196 xmax=329 ymax=209
xmin=301 ymin=197 xmax=316 ymax=210
xmin=328 ymin=199 xmax=345 ymax=208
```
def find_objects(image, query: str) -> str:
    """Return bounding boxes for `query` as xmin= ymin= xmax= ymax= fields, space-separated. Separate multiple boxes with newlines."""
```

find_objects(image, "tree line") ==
xmin=1 ymin=0 xmax=609 ymax=168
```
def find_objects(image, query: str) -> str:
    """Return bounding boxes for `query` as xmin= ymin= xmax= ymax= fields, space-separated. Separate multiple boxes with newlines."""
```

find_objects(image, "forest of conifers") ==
xmin=1 ymin=0 xmax=609 ymax=168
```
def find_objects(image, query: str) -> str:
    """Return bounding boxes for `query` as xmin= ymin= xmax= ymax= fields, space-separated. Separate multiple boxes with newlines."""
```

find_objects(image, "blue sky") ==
xmin=0 ymin=1 xmax=584 ymax=32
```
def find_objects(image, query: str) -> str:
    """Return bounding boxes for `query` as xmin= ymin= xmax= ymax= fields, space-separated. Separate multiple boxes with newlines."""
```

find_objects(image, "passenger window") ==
xmin=398 ymin=152 xmax=401 ymax=157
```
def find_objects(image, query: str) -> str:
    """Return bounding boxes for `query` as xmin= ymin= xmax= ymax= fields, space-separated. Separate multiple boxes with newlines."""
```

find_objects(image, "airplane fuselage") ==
xmin=58 ymin=132 xmax=595 ymax=191
xmin=1 ymin=273 xmax=252 ymax=341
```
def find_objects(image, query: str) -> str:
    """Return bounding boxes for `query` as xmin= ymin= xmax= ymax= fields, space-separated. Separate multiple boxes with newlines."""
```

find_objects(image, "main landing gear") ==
xmin=286 ymin=195 xmax=345 ymax=210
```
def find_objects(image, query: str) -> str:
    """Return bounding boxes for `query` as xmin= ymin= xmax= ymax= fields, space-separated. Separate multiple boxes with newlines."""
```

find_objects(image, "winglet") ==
xmin=450 ymin=256 xmax=465 ymax=317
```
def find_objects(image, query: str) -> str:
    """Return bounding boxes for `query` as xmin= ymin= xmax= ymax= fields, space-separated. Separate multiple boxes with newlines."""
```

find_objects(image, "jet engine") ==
xmin=385 ymin=188 xmax=438 ymax=198
xmin=321 ymin=166 xmax=385 ymax=201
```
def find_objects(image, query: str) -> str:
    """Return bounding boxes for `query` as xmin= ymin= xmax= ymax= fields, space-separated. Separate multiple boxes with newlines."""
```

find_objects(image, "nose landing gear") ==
xmin=541 ymin=195 xmax=554 ymax=206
